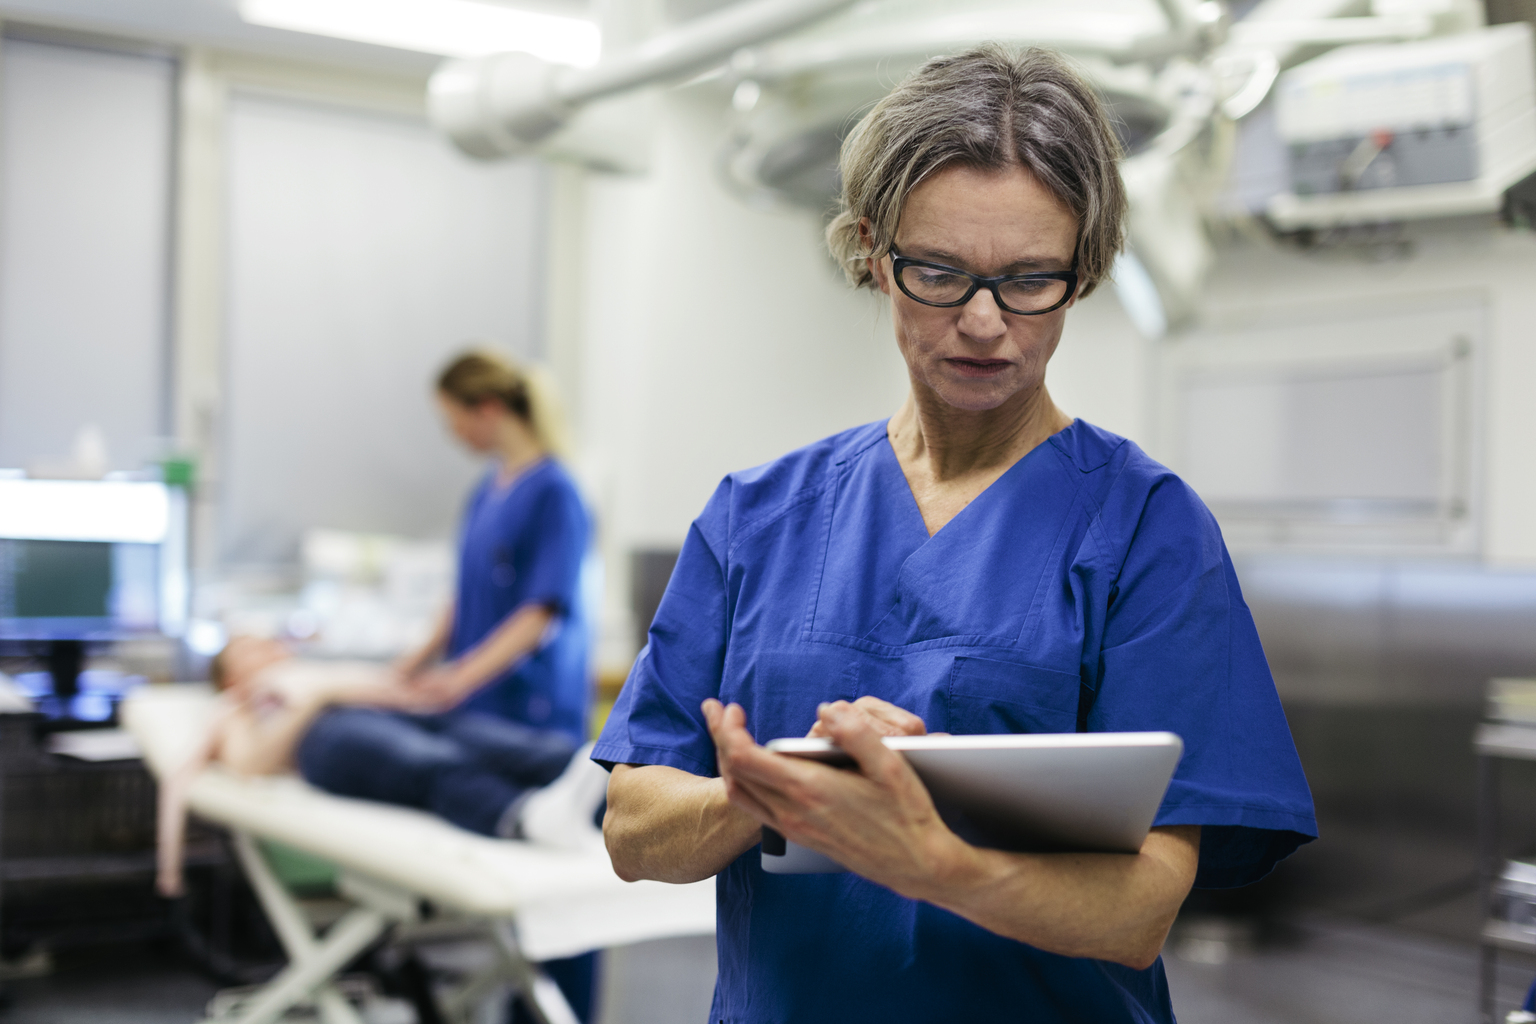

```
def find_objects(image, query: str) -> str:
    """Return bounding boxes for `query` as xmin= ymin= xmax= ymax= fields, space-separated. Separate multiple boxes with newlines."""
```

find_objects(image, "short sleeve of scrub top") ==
xmin=593 ymin=419 xmax=1316 ymax=1024
xmin=451 ymin=459 xmax=591 ymax=742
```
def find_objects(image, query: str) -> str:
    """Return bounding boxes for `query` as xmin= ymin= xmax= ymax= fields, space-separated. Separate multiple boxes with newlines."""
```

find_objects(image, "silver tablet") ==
xmin=759 ymin=731 xmax=1183 ymax=874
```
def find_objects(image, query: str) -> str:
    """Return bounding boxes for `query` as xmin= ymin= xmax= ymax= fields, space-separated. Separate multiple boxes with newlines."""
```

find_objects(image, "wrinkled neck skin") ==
xmin=889 ymin=376 xmax=1071 ymax=484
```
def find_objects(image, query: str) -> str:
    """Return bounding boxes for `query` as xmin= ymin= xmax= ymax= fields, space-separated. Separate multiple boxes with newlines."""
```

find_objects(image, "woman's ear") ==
xmin=857 ymin=217 xmax=891 ymax=295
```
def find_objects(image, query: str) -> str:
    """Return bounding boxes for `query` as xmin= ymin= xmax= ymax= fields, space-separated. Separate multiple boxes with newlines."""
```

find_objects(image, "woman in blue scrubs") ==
xmin=595 ymin=46 xmax=1316 ymax=1023
xmin=398 ymin=351 xmax=591 ymax=744
xmin=398 ymin=350 xmax=598 ymax=1021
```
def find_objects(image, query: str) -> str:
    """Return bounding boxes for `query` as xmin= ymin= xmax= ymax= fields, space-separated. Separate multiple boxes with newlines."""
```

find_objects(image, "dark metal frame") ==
xmin=1474 ymin=721 xmax=1536 ymax=1023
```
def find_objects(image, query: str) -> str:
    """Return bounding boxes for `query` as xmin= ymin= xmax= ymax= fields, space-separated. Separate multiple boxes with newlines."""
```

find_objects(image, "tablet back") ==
xmin=760 ymin=732 xmax=1183 ymax=874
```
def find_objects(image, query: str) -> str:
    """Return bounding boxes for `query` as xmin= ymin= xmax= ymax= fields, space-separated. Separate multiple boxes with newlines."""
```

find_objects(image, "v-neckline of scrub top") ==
xmin=881 ymin=418 xmax=1073 ymax=542
xmin=489 ymin=455 xmax=548 ymax=498
xmin=805 ymin=419 xmax=1085 ymax=652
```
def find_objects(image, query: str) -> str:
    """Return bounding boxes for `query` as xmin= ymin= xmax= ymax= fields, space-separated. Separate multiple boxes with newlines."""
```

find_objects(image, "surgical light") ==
xmin=238 ymin=0 xmax=601 ymax=67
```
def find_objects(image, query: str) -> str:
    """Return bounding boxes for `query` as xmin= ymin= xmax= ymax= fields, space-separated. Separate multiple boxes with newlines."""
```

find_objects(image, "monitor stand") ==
xmin=45 ymin=639 xmax=85 ymax=701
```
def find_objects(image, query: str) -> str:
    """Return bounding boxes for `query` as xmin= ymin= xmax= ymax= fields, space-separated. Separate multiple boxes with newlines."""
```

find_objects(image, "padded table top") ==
xmin=122 ymin=685 xmax=714 ymax=960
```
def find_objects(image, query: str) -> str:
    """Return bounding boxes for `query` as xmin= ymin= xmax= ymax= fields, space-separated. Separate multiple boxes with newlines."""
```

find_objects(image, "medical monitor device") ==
xmin=759 ymin=731 xmax=1183 ymax=874
xmin=1269 ymin=22 xmax=1536 ymax=228
xmin=0 ymin=478 xmax=189 ymax=644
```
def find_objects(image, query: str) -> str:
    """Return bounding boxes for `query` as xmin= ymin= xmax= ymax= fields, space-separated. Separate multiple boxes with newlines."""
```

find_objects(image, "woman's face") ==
xmin=866 ymin=163 xmax=1079 ymax=415
xmin=437 ymin=394 xmax=500 ymax=453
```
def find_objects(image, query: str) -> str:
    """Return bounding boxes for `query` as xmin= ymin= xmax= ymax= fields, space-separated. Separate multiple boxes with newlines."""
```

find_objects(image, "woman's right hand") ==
xmin=806 ymin=696 xmax=927 ymax=739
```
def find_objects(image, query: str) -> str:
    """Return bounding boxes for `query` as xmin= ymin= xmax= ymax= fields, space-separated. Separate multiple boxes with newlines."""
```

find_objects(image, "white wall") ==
xmin=574 ymin=89 xmax=909 ymax=552
xmin=220 ymin=93 xmax=547 ymax=563
xmin=1045 ymin=287 xmax=1153 ymax=444
xmin=557 ymin=90 xmax=905 ymax=664
xmin=0 ymin=39 xmax=173 ymax=471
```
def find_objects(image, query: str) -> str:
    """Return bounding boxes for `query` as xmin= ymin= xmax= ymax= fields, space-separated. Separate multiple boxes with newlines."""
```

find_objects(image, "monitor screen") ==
xmin=0 ymin=538 xmax=163 ymax=639
xmin=0 ymin=479 xmax=187 ymax=640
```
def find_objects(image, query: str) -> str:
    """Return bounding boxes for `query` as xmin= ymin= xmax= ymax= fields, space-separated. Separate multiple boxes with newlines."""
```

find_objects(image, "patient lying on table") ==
xmin=156 ymin=637 xmax=608 ymax=896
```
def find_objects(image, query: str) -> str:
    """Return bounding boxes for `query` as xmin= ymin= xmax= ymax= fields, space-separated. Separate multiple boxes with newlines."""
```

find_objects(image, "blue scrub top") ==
xmin=593 ymin=419 xmax=1316 ymax=1024
xmin=450 ymin=458 xmax=591 ymax=743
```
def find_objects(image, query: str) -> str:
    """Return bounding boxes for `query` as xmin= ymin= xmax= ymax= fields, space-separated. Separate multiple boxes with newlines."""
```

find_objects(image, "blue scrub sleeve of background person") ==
xmin=516 ymin=482 xmax=589 ymax=613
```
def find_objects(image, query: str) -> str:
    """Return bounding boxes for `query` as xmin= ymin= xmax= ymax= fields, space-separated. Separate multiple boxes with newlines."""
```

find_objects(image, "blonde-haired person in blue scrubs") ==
xmin=396 ymin=351 xmax=590 ymax=744
xmin=397 ymin=349 xmax=597 ymax=1022
xmin=595 ymin=46 xmax=1315 ymax=1023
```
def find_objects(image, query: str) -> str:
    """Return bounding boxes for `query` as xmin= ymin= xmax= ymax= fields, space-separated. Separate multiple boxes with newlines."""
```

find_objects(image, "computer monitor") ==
xmin=0 ymin=478 xmax=188 ymax=698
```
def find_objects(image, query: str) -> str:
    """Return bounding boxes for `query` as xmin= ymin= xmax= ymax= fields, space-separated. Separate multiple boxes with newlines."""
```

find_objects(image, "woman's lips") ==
xmin=946 ymin=357 xmax=1011 ymax=377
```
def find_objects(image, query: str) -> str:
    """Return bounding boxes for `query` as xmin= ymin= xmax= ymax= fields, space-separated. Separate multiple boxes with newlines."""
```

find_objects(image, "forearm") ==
xmin=156 ymin=730 xmax=218 ymax=896
xmin=314 ymin=666 xmax=419 ymax=710
xmin=399 ymin=606 xmax=454 ymax=675
xmin=155 ymin=775 xmax=191 ymax=896
xmin=913 ymin=825 xmax=1200 ymax=969
xmin=604 ymin=764 xmax=763 ymax=884
xmin=336 ymin=680 xmax=429 ymax=710
xmin=450 ymin=604 xmax=554 ymax=691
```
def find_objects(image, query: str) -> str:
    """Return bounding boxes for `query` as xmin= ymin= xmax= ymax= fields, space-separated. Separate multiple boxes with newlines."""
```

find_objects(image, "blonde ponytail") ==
xmin=436 ymin=348 xmax=570 ymax=459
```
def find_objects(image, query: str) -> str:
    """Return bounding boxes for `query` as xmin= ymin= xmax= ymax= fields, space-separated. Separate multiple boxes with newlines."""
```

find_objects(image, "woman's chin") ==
xmin=924 ymin=378 xmax=1023 ymax=414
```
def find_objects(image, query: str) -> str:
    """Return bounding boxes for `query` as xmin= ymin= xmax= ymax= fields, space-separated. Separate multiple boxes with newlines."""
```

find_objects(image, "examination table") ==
xmin=121 ymin=686 xmax=715 ymax=1024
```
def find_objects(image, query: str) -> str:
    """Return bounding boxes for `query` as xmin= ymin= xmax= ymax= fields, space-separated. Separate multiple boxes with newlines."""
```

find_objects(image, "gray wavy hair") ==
xmin=825 ymin=44 xmax=1126 ymax=299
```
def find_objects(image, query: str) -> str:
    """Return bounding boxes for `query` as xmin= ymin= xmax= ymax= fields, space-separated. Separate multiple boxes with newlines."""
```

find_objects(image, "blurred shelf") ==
xmin=1483 ymin=920 xmax=1536 ymax=955
xmin=1479 ymin=714 xmax=1536 ymax=1020
xmin=1476 ymin=723 xmax=1536 ymax=760
xmin=1 ymin=841 xmax=223 ymax=883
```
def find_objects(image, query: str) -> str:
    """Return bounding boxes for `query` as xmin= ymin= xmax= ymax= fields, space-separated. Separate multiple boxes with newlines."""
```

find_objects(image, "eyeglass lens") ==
xmin=898 ymin=263 xmax=1069 ymax=314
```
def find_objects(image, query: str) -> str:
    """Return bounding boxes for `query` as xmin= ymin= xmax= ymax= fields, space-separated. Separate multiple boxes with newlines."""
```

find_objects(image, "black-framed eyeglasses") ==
xmin=889 ymin=247 xmax=1078 ymax=316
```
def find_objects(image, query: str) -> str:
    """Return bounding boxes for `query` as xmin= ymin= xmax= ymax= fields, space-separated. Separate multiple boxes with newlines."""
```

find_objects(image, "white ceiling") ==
xmin=0 ymin=0 xmax=595 ymax=77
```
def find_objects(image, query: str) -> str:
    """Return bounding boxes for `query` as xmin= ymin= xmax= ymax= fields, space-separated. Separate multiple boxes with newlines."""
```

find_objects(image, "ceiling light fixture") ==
xmin=238 ymin=0 xmax=601 ymax=66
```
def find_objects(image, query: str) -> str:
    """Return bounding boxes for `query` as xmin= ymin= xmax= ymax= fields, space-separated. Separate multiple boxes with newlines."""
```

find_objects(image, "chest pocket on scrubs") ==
xmin=947 ymin=656 xmax=1082 ymax=735
xmin=724 ymin=650 xmax=857 ymax=741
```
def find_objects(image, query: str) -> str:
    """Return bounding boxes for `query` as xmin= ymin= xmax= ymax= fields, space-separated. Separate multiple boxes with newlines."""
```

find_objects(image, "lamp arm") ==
xmin=558 ymin=0 xmax=861 ymax=106
xmin=431 ymin=0 xmax=860 ymax=160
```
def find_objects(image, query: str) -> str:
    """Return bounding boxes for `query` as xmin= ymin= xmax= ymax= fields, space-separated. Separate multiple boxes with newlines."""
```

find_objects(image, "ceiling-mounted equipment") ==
xmin=428 ymin=0 xmax=863 ymax=159
xmin=1267 ymin=22 xmax=1536 ymax=228
xmin=424 ymin=0 xmax=1509 ymax=338
xmin=716 ymin=0 xmax=1225 ymax=335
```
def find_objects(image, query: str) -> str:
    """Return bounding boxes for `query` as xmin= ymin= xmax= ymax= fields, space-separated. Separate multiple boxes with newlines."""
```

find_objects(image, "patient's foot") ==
xmin=502 ymin=742 xmax=608 ymax=850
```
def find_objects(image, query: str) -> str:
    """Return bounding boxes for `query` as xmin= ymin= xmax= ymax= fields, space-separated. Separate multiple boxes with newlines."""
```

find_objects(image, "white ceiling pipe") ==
xmin=431 ymin=0 xmax=862 ymax=159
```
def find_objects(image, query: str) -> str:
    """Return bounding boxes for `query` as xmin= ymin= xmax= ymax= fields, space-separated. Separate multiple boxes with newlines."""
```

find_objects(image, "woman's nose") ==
xmin=958 ymin=286 xmax=1008 ymax=343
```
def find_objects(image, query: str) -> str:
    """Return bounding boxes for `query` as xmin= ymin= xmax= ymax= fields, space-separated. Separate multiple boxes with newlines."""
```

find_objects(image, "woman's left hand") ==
xmin=702 ymin=698 xmax=972 ymax=901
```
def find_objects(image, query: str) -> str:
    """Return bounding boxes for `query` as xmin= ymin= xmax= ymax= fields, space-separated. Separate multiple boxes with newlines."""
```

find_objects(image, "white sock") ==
xmin=512 ymin=742 xmax=609 ymax=850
